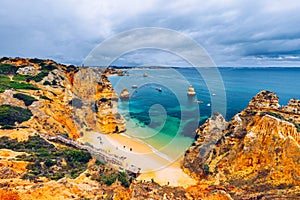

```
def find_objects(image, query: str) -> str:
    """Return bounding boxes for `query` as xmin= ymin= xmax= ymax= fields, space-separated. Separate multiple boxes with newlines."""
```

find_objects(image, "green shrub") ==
xmin=203 ymin=164 xmax=210 ymax=176
xmin=66 ymin=65 xmax=79 ymax=73
xmin=30 ymin=71 xmax=49 ymax=82
xmin=0 ymin=64 xmax=18 ymax=74
xmin=52 ymin=79 xmax=57 ymax=85
xmin=0 ymin=74 xmax=10 ymax=81
xmin=0 ymin=125 xmax=16 ymax=129
xmin=43 ymin=81 xmax=51 ymax=85
xmin=0 ymin=77 xmax=40 ymax=91
xmin=49 ymin=173 xmax=65 ymax=180
xmin=0 ymin=105 xmax=32 ymax=126
xmin=0 ymin=135 xmax=92 ymax=181
xmin=41 ymin=64 xmax=57 ymax=71
xmin=45 ymin=159 xmax=56 ymax=167
xmin=13 ymin=93 xmax=37 ymax=106
xmin=117 ymin=172 xmax=131 ymax=187
xmin=100 ymin=98 xmax=108 ymax=102
xmin=63 ymin=149 xmax=92 ymax=163
xmin=12 ymin=74 xmax=30 ymax=81
xmin=12 ymin=63 xmax=57 ymax=83
xmin=40 ymin=95 xmax=51 ymax=101
xmin=104 ymin=175 xmax=117 ymax=186
xmin=95 ymin=160 xmax=104 ymax=166
xmin=13 ymin=71 xmax=48 ymax=83
xmin=0 ymin=74 xmax=10 ymax=93
xmin=29 ymin=58 xmax=43 ymax=64
xmin=95 ymin=170 xmax=131 ymax=188
xmin=9 ymin=81 xmax=40 ymax=90
xmin=0 ymin=57 xmax=9 ymax=62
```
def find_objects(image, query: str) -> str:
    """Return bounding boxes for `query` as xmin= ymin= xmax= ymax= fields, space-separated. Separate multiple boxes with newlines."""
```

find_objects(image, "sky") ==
xmin=1 ymin=0 xmax=300 ymax=67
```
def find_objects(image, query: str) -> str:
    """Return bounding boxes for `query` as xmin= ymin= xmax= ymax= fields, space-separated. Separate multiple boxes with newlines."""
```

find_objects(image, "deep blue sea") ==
xmin=108 ymin=67 xmax=300 ymax=160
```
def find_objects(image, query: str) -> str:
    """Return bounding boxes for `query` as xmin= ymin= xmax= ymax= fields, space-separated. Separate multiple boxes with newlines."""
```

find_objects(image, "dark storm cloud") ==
xmin=0 ymin=0 xmax=300 ymax=66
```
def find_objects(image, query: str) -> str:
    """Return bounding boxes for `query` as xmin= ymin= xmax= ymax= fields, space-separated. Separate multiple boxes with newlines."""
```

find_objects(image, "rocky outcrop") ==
xmin=248 ymin=90 xmax=280 ymax=110
xmin=130 ymin=182 xmax=189 ymax=200
xmin=187 ymin=85 xmax=196 ymax=96
xmin=120 ymin=88 xmax=130 ymax=101
xmin=0 ymin=89 xmax=26 ymax=108
xmin=0 ymin=57 xmax=126 ymax=137
xmin=183 ymin=90 xmax=300 ymax=199
xmin=16 ymin=65 xmax=40 ymax=76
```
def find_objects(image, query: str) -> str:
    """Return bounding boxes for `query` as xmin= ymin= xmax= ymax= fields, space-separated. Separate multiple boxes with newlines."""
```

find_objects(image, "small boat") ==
xmin=156 ymin=87 xmax=162 ymax=92
xmin=143 ymin=72 xmax=148 ymax=77
xmin=193 ymin=100 xmax=203 ymax=104
xmin=207 ymin=103 xmax=211 ymax=107
xmin=212 ymin=93 xmax=216 ymax=96
xmin=187 ymin=85 xmax=196 ymax=96
xmin=132 ymin=85 xmax=138 ymax=89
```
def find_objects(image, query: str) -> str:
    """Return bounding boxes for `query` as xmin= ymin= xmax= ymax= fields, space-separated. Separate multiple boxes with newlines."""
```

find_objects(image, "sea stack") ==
xmin=120 ymin=88 xmax=130 ymax=101
xmin=143 ymin=72 xmax=148 ymax=77
xmin=187 ymin=85 xmax=196 ymax=96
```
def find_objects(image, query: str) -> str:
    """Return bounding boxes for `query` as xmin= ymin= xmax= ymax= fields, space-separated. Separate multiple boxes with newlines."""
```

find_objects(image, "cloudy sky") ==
xmin=1 ymin=0 xmax=300 ymax=66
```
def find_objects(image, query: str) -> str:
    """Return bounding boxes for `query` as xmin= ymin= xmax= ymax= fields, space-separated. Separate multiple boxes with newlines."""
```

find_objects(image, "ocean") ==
xmin=108 ymin=67 xmax=300 ymax=160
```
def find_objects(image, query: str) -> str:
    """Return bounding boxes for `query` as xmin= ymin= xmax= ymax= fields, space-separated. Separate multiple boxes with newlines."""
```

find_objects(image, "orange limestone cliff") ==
xmin=0 ymin=57 xmax=125 ymax=139
xmin=183 ymin=90 xmax=300 ymax=199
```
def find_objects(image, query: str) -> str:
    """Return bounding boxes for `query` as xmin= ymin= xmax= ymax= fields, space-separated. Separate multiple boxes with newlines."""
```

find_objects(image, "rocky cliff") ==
xmin=0 ymin=57 xmax=125 ymax=139
xmin=2 ymin=58 xmax=300 ymax=200
xmin=183 ymin=90 xmax=300 ymax=199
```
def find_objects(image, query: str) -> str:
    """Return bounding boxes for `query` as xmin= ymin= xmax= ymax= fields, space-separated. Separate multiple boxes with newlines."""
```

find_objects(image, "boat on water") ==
xmin=156 ymin=87 xmax=162 ymax=92
xmin=212 ymin=93 xmax=216 ymax=96
xmin=193 ymin=100 xmax=203 ymax=104
xmin=187 ymin=85 xmax=196 ymax=96
xmin=207 ymin=103 xmax=211 ymax=107
xmin=132 ymin=85 xmax=138 ymax=89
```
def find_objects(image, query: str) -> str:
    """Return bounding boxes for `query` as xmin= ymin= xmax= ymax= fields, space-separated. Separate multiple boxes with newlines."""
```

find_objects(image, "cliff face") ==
xmin=0 ymin=57 xmax=125 ymax=139
xmin=183 ymin=90 xmax=300 ymax=199
xmin=2 ymin=58 xmax=300 ymax=199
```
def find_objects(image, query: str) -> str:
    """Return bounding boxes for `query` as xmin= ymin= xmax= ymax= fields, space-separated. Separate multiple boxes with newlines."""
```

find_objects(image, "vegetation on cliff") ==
xmin=0 ymin=57 xmax=126 ymax=137
xmin=13 ymin=93 xmax=37 ymax=106
xmin=0 ymin=105 xmax=32 ymax=126
xmin=90 ymin=164 xmax=133 ymax=188
xmin=13 ymin=63 xmax=57 ymax=83
xmin=2 ymin=57 xmax=300 ymax=199
xmin=0 ymin=73 xmax=39 ymax=93
xmin=0 ymin=63 xmax=18 ymax=74
xmin=0 ymin=135 xmax=92 ymax=180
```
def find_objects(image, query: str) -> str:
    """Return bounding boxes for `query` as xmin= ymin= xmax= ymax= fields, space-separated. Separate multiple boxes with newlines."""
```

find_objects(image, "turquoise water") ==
xmin=108 ymin=67 xmax=300 ymax=160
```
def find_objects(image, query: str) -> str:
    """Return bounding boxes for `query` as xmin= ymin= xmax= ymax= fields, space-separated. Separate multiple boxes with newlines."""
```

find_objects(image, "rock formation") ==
xmin=2 ymin=58 xmax=300 ymax=200
xmin=187 ymin=85 xmax=196 ymax=96
xmin=16 ymin=65 xmax=40 ymax=76
xmin=120 ymin=88 xmax=130 ymax=101
xmin=0 ymin=57 xmax=126 ymax=137
xmin=183 ymin=90 xmax=300 ymax=199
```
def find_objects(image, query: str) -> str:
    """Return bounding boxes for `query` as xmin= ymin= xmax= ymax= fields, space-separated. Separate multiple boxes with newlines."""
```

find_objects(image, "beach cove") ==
xmin=82 ymin=67 xmax=300 ymax=187
xmin=82 ymin=67 xmax=300 ymax=186
xmin=80 ymin=131 xmax=196 ymax=187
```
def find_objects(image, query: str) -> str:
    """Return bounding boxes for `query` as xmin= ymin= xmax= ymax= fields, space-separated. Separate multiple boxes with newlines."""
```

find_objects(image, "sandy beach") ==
xmin=80 ymin=132 xmax=196 ymax=187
